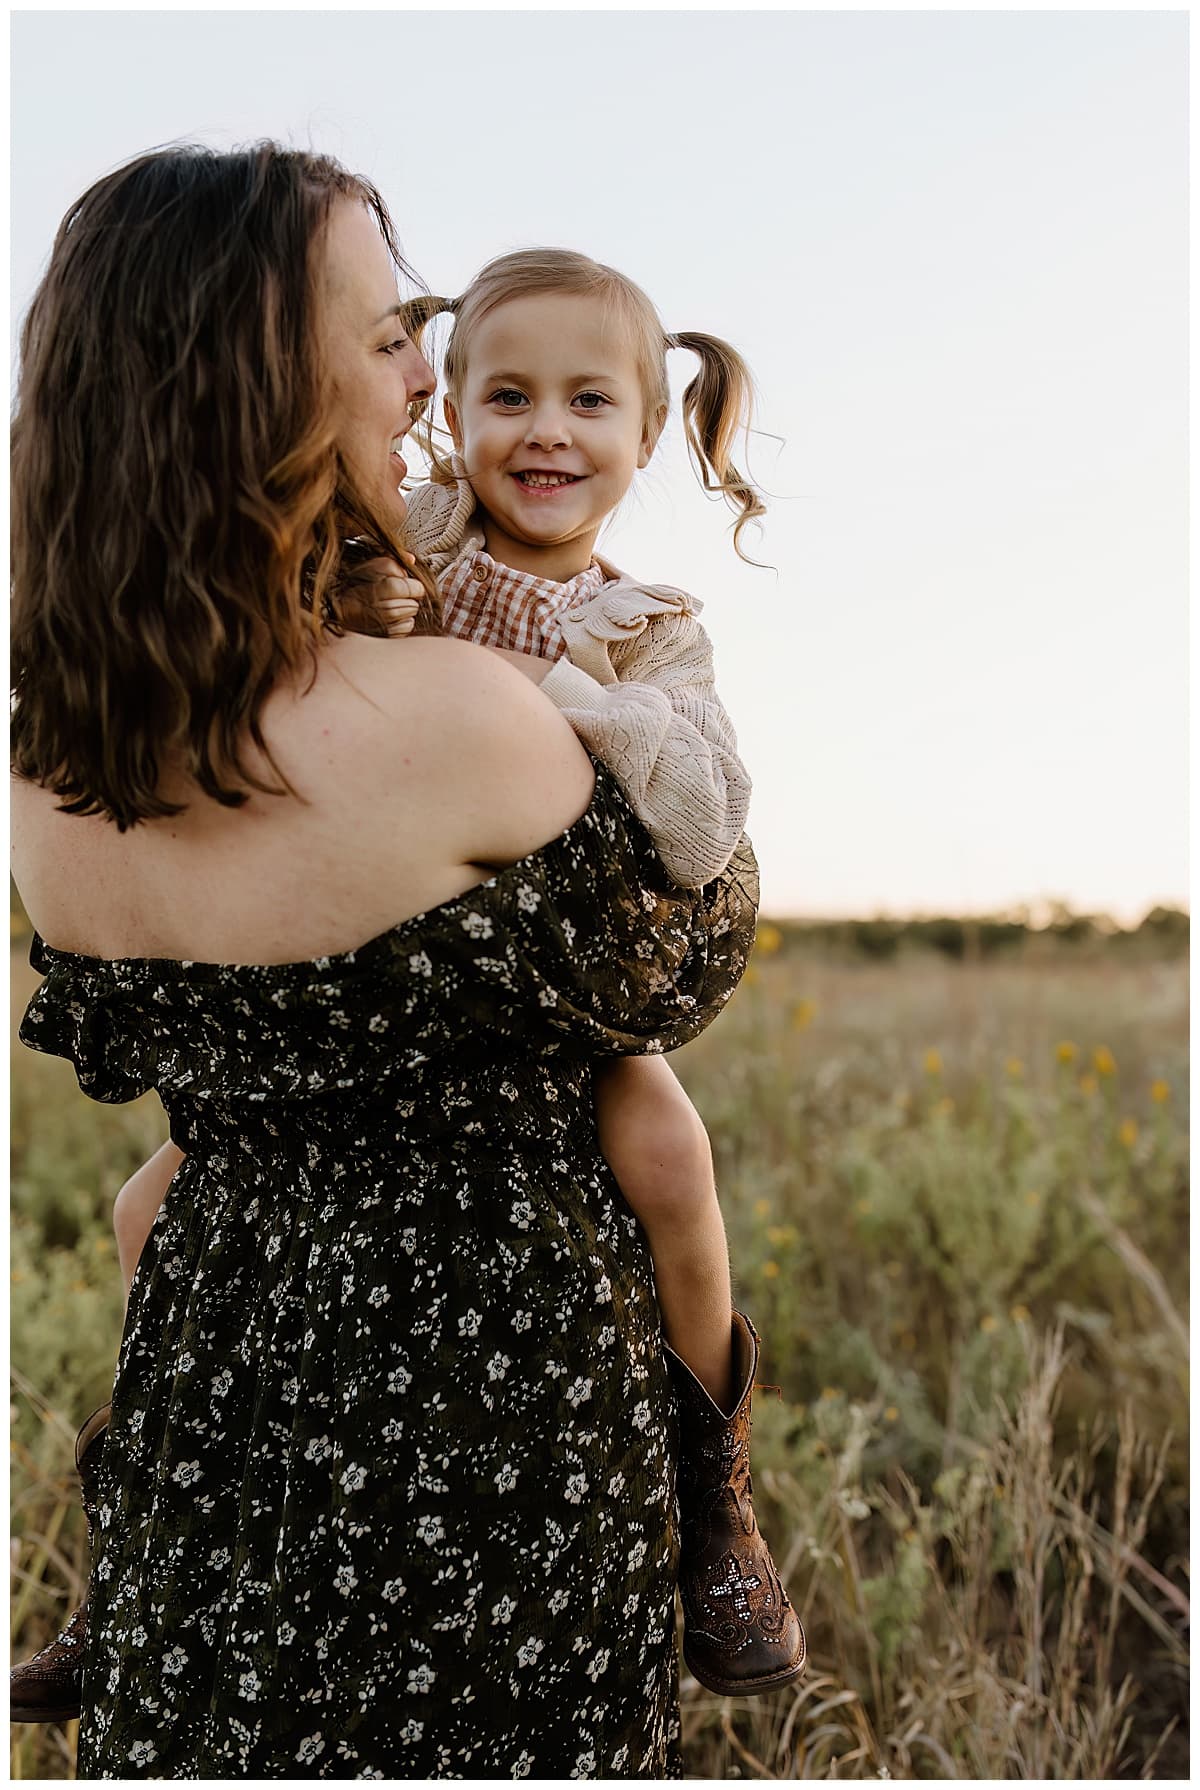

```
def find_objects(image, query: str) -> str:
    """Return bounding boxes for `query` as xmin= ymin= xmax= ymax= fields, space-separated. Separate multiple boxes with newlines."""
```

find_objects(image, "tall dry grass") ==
xmin=10 ymin=939 xmax=1189 ymax=1779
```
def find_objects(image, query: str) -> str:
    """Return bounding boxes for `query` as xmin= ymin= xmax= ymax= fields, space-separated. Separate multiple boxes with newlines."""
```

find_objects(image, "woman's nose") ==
xmin=405 ymin=347 xmax=436 ymax=405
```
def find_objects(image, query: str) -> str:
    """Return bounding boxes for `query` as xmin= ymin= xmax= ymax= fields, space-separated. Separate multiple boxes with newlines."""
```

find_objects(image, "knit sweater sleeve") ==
xmin=539 ymin=610 xmax=752 ymax=890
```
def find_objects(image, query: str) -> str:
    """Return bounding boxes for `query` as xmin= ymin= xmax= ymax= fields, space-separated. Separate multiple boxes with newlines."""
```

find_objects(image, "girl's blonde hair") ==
xmin=404 ymin=248 xmax=766 ymax=561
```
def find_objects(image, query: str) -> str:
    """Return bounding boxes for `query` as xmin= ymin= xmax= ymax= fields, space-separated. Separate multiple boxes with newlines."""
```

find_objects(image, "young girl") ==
xmin=13 ymin=249 xmax=804 ymax=1721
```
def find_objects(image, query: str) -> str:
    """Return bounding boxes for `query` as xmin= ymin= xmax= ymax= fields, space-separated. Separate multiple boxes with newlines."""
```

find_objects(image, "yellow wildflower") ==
xmin=884 ymin=1406 xmax=899 ymax=1423
xmin=742 ymin=964 xmax=760 ymax=987
xmin=1010 ymin=1304 xmax=1031 ymax=1323
xmin=762 ymin=1260 xmax=780 ymax=1279
xmin=753 ymin=1198 xmax=771 ymax=1219
xmin=1005 ymin=1057 xmax=1024 ymax=1078
xmin=923 ymin=1048 xmax=943 ymax=1076
xmin=979 ymin=1314 xmax=999 ymax=1334
xmin=1117 ymin=1117 xmax=1138 ymax=1149
xmin=766 ymin=1225 xmax=797 ymax=1248
xmin=1093 ymin=1045 xmax=1117 ymax=1077
xmin=1024 ymin=1190 xmax=1042 ymax=1208
xmin=935 ymin=1096 xmax=955 ymax=1117
xmin=819 ymin=1386 xmax=840 ymax=1401
xmin=1151 ymin=1079 xmax=1170 ymax=1105
xmin=791 ymin=998 xmax=817 ymax=1031
xmin=755 ymin=922 xmax=783 ymax=955
xmin=1078 ymin=1074 xmax=1098 ymax=1098
xmin=854 ymin=1198 xmax=872 ymax=1217
xmin=1056 ymin=1040 xmax=1078 ymax=1064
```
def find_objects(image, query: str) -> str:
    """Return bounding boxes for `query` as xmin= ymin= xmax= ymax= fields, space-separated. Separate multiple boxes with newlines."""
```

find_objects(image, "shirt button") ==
xmin=472 ymin=563 xmax=489 ymax=583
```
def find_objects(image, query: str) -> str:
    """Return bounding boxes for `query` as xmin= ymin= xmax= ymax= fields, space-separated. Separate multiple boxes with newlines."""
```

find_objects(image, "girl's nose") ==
xmin=524 ymin=407 xmax=571 ymax=450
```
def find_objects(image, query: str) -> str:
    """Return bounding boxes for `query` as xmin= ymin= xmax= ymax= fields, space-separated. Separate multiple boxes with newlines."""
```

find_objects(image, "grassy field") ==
xmin=10 ymin=934 xmax=1189 ymax=1779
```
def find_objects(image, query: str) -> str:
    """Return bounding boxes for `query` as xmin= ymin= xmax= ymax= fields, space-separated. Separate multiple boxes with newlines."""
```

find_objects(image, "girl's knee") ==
xmin=598 ymin=1065 xmax=714 ymax=1226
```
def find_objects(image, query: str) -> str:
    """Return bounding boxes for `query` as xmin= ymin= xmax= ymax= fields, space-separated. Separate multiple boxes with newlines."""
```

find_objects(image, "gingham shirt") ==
xmin=440 ymin=548 xmax=608 ymax=663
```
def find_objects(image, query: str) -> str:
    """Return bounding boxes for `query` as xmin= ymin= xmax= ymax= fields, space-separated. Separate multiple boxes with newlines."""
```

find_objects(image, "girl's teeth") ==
xmin=519 ymin=472 xmax=578 ymax=487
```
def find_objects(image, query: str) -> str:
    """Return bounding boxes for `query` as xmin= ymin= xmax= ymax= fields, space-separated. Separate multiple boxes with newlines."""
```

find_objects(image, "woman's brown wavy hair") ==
xmin=11 ymin=142 xmax=440 ymax=830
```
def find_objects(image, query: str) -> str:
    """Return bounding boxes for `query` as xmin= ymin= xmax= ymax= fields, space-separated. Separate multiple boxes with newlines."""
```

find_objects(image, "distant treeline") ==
xmin=756 ymin=904 xmax=1189 ymax=961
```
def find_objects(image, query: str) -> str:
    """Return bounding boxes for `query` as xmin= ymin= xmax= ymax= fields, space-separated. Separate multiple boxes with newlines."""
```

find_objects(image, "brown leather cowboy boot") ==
xmin=667 ymin=1312 xmax=806 ymax=1696
xmin=10 ymin=1403 xmax=110 ymax=1724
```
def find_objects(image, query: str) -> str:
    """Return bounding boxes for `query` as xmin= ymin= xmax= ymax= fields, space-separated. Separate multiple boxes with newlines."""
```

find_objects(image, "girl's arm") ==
xmin=113 ymin=1141 xmax=184 ymax=1295
xmin=538 ymin=603 xmax=752 ymax=890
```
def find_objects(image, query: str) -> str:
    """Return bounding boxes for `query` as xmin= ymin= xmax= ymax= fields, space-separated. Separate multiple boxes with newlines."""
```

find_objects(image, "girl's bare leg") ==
xmin=594 ymin=1056 xmax=735 ymax=1411
xmin=113 ymin=1142 xmax=185 ymax=1297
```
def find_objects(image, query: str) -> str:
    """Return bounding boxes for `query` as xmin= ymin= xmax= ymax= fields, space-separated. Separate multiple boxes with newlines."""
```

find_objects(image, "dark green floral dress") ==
xmin=21 ymin=766 xmax=757 ymax=1780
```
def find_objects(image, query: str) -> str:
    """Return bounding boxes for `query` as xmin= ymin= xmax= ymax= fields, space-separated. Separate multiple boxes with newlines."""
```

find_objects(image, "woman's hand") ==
xmin=486 ymin=646 xmax=554 ymax=686
xmin=339 ymin=552 xmax=424 ymax=637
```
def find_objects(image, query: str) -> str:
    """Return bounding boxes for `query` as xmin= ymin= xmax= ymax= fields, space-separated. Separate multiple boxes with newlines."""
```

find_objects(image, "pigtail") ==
xmin=669 ymin=331 xmax=766 ymax=563
xmin=397 ymin=295 xmax=465 ymax=485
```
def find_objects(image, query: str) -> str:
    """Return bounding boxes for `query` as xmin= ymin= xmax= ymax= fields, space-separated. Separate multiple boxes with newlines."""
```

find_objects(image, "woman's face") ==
xmin=322 ymin=200 xmax=435 ymax=529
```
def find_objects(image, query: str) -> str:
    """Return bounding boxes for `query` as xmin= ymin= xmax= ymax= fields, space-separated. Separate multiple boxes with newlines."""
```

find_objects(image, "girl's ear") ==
xmin=443 ymin=395 xmax=464 ymax=452
xmin=638 ymin=403 xmax=669 ymax=469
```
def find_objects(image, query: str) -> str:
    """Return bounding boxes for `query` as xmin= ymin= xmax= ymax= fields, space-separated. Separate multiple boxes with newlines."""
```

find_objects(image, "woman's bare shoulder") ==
xmin=287 ymin=634 xmax=596 ymax=868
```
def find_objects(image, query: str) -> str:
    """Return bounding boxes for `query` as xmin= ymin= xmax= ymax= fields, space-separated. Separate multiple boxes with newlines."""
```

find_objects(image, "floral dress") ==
xmin=20 ymin=766 xmax=758 ymax=1780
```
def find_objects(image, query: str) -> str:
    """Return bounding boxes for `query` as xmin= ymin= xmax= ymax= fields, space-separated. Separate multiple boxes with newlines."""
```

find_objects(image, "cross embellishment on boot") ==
xmin=708 ymin=1551 xmax=764 ymax=1621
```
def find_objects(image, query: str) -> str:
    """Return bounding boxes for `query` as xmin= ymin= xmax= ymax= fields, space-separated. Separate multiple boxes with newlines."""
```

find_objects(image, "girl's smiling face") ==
xmin=444 ymin=292 xmax=660 ymax=581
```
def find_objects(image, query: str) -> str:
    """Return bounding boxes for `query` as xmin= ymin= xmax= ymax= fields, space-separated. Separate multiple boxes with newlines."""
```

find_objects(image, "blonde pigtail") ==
xmin=397 ymin=294 xmax=466 ymax=485
xmin=670 ymin=331 xmax=766 ymax=563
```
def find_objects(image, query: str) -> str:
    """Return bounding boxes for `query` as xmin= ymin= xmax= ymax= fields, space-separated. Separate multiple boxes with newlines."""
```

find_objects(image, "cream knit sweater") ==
xmin=404 ymin=463 xmax=752 ymax=891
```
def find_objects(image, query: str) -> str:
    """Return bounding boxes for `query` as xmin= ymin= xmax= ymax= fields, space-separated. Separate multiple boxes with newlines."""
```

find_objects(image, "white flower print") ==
xmin=457 ymin=1308 xmax=482 ymax=1338
xmin=511 ymin=1309 xmax=533 ymax=1332
xmin=516 ymin=1636 xmax=545 ymax=1667
xmin=486 ymin=1351 xmax=511 ymax=1382
xmin=238 ymin=1670 xmax=260 ymax=1701
xmin=382 ymin=1578 xmax=407 ymax=1603
xmin=388 ymin=1364 xmax=413 ymax=1394
xmin=493 ymin=1462 xmax=519 ymax=1493
xmin=172 ymin=1460 xmax=202 ymax=1488
xmin=512 ymin=1751 xmax=535 ymax=1777
xmin=406 ymin=1663 xmax=436 ymax=1694
xmin=128 ymin=1740 xmax=157 ymax=1766
xmin=408 ymin=950 xmax=433 ymax=978
xmin=341 ymin=1463 xmax=367 ymax=1494
xmin=461 ymin=912 xmax=494 ymax=940
xmin=367 ymin=1285 xmax=390 ymax=1308
xmin=537 ymin=986 xmax=558 ymax=1007
xmin=571 ymin=1749 xmax=597 ymax=1777
xmin=564 ymin=1473 xmax=589 ymax=1504
xmin=586 ymin=1648 xmax=611 ymax=1681
xmin=632 ymin=1399 xmax=652 ymax=1430
xmin=510 ymin=1200 xmax=534 ymax=1231
xmin=565 ymin=1376 xmax=593 ymax=1407
xmin=305 ymin=1435 xmax=333 ymax=1463
xmin=516 ymin=884 xmax=541 ymax=913
xmin=334 ymin=1564 xmax=358 ymax=1596
xmin=607 ymin=1471 xmax=626 ymax=1498
xmin=162 ymin=1646 xmax=188 ymax=1676
xmin=491 ymin=1594 xmax=517 ymax=1626
xmin=296 ymin=1734 xmax=325 ymax=1764
xmin=400 ymin=1720 xmax=424 ymax=1745
xmin=416 ymin=1513 xmax=445 ymax=1546
xmin=547 ymin=1586 xmax=570 ymax=1614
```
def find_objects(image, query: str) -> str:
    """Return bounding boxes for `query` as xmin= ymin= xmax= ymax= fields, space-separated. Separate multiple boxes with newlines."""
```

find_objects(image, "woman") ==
xmin=10 ymin=146 xmax=757 ymax=1777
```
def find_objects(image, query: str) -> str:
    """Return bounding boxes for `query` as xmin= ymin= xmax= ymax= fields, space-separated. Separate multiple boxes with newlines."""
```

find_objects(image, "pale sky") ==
xmin=10 ymin=9 xmax=1188 ymax=921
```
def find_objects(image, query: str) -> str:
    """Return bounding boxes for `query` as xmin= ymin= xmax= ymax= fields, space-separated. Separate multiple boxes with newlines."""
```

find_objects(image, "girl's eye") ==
xmin=574 ymin=391 xmax=610 ymax=411
xmin=489 ymin=389 xmax=528 ymax=409
xmin=379 ymin=338 xmax=410 ymax=357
